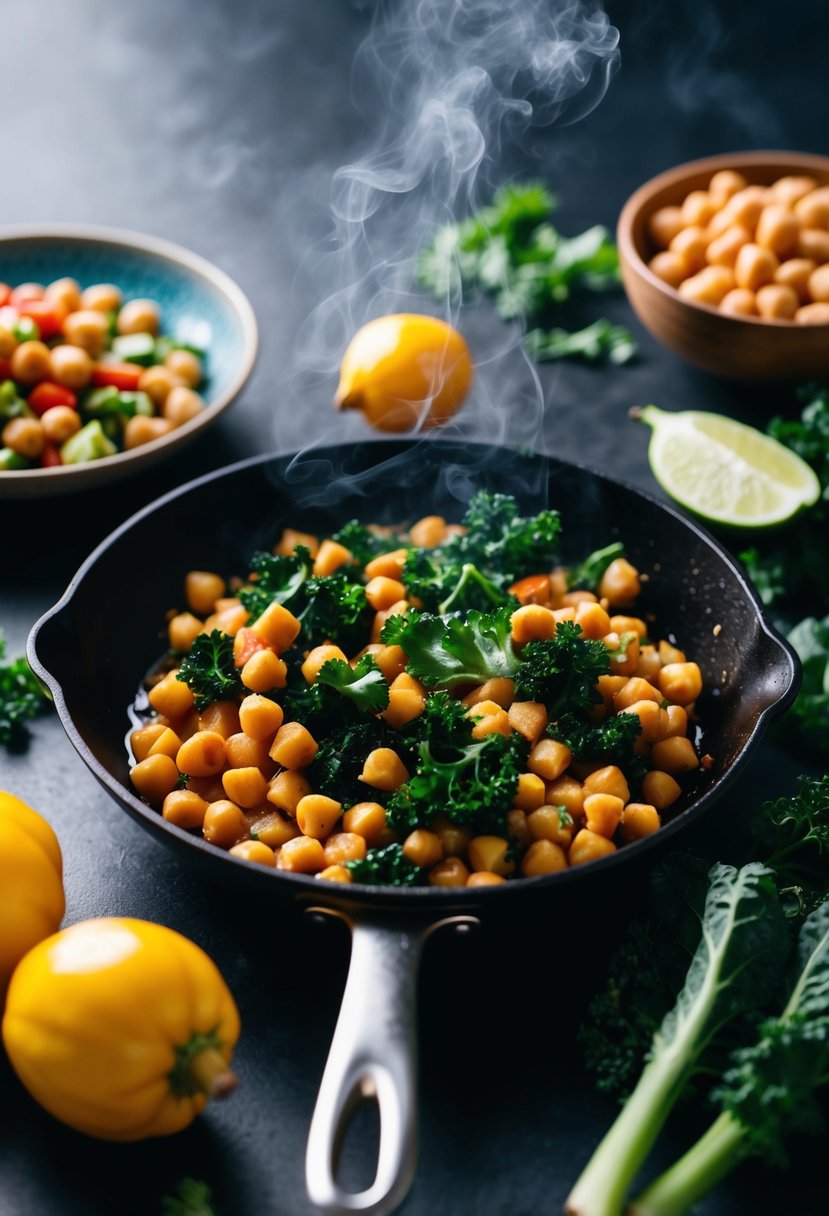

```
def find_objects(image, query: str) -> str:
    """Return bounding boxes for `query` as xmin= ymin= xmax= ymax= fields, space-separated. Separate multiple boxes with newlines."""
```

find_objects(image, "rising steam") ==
xmin=290 ymin=0 xmax=620 ymax=450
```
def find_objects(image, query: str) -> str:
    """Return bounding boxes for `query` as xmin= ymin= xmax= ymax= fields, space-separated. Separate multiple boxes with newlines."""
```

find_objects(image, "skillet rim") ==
xmin=27 ymin=438 xmax=801 ymax=908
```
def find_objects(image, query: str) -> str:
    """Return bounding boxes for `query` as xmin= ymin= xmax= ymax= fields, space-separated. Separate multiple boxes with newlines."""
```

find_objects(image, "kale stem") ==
xmin=626 ymin=1112 xmax=745 ymax=1216
xmin=438 ymin=563 xmax=505 ymax=614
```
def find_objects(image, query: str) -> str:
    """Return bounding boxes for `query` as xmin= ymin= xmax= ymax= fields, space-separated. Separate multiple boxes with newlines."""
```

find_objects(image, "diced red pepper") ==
xmin=17 ymin=299 xmax=64 ymax=339
xmin=90 ymin=362 xmax=143 ymax=391
xmin=41 ymin=441 xmax=63 ymax=468
xmin=0 ymin=284 xmax=11 ymax=307
xmin=28 ymin=382 xmax=78 ymax=415
xmin=0 ymin=357 xmax=11 ymax=381
xmin=10 ymin=283 xmax=45 ymax=307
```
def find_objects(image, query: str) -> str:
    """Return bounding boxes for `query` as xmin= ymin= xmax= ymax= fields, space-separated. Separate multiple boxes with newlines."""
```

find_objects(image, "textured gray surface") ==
xmin=1 ymin=1 xmax=827 ymax=1213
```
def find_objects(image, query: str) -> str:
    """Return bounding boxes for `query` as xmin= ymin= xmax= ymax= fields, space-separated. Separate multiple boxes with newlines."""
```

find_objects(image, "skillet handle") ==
xmin=305 ymin=910 xmax=476 ymax=1216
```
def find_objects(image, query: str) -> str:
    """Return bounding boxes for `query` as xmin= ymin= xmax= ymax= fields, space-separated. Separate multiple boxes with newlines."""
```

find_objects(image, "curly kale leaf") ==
xmin=513 ymin=621 xmax=610 ymax=714
xmin=299 ymin=572 xmax=372 ymax=653
xmin=381 ymin=606 xmax=520 ymax=690
xmin=566 ymin=541 xmax=624 ymax=592
xmin=345 ymin=842 xmax=421 ymax=887
xmin=548 ymin=710 xmax=642 ymax=769
xmin=307 ymin=719 xmax=417 ymax=806
xmin=0 ymin=630 xmax=52 ymax=750
xmin=401 ymin=490 xmax=560 ymax=613
xmin=238 ymin=546 xmax=313 ymax=617
xmin=175 ymin=630 xmax=242 ymax=711
xmin=330 ymin=520 xmax=404 ymax=568
xmin=753 ymin=774 xmax=829 ymax=918
xmin=316 ymin=655 xmax=389 ymax=714
xmin=386 ymin=692 xmax=528 ymax=834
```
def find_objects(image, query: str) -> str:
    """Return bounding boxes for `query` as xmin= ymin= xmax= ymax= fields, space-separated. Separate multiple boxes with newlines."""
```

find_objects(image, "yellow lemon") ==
xmin=334 ymin=313 xmax=473 ymax=432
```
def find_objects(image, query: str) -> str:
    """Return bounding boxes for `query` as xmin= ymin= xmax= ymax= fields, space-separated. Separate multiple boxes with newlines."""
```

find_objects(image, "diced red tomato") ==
xmin=0 ymin=284 xmax=11 ymax=307
xmin=0 ymin=358 xmax=11 ymax=381
xmin=28 ymin=382 xmax=78 ymax=415
xmin=89 ymin=362 xmax=143 ymax=391
xmin=10 ymin=283 xmax=45 ymax=307
xmin=41 ymin=441 xmax=63 ymax=468
xmin=232 ymin=627 xmax=271 ymax=669
xmin=17 ymin=299 xmax=64 ymax=339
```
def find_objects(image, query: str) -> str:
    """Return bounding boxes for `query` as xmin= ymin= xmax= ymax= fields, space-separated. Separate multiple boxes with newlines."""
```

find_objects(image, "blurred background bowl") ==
xmin=0 ymin=225 xmax=258 ymax=498
xmin=617 ymin=150 xmax=829 ymax=381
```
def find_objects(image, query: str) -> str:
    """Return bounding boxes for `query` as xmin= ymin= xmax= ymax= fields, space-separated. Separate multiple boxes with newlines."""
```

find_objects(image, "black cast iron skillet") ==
xmin=29 ymin=439 xmax=799 ymax=1216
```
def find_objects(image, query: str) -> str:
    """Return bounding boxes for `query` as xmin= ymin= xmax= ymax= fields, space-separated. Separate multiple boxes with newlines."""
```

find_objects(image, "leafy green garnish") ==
xmin=381 ymin=606 xmax=519 ymax=690
xmin=237 ymin=546 xmax=314 ymax=618
xmin=0 ymin=629 xmax=52 ymax=750
xmin=315 ymin=655 xmax=389 ymax=714
xmin=417 ymin=181 xmax=635 ymax=364
xmin=566 ymin=541 xmax=625 ymax=592
xmin=176 ymin=630 xmax=242 ymax=711
xmin=548 ymin=710 xmax=642 ymax=769
xmin=307 ymin=719 xmax=416 ymax=806
xmin=345 ymin=842 xmax=421 ymax=887
xmin=513 ymin=620 xmax=610 ymax=714
xmin=386 ymin=693 xmax=528 ymax=834
xmin=330 ymin=520 xmax=403 ymax=568
xmin=160 ymin=1177 xmax=219 ymax=1216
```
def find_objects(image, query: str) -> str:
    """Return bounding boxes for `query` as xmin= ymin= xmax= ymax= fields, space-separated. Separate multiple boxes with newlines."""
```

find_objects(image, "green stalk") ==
xmin=438 ymin=562 xmax=505 ymax=614
xmin=565 ymin=1050 xmax=691 ymax=1216
xmin=626 ymin=1113 xmax=745 ymax=1216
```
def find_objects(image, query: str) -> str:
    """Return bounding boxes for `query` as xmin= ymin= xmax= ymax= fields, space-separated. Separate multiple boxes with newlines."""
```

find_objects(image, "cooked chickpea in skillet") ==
xmin=647 ymin=170 xmax=829 ymax=323
xmin=129 ymin=493 xmax=705 ymax=886
xmin=0 ymin=278 xmax=208 ymax=470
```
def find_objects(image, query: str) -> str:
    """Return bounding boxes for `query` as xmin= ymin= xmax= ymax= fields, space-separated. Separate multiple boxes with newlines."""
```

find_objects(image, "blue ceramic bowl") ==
xmin=0 ymin=224 xmax=258 ymax=497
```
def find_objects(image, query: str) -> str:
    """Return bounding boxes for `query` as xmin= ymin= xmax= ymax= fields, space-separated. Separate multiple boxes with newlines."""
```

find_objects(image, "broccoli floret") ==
xmin=345 ymin=843 xmax=421 ymax=887
xmin=175 ymin=630 xmax=242 ymax=711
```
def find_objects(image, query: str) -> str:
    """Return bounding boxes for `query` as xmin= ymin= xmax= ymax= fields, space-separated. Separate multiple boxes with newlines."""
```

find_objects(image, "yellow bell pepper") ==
xmin=2 ymin=917 xmax=240 ymax=1141
xmin=334 ymin=313 xmax=473 ymax=431
xmin=0 ymin=791 xmax=65 ymax=1000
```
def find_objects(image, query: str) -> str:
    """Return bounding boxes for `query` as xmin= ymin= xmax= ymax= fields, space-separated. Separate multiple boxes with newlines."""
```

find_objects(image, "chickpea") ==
xmin=528 ymin=738 xmax=572 ymax=782
xmin=807 ymin=264 xmax=829 ymax=304
xmin=139 ymin=365 xmax=182 ymax=407
xmin=708 ymin=169 xmax=747 ymax=206
xmin=250 ymin=600 xmax=301 ymax=650
xmin=569 ymin=828 xmax=616 ymax=866
xmin=198 ymin=701 xmax=241 ymax=739
xmin=296 ymin=794 xmax=343 ymax=839
xmin=647 ymin=206 xmax=684 ymax=249
xmin=40 ymin=406 xmax=81 ymax=445
xmin=163 ymin=386 xmax=206 ymax=427
xmin=342 ymin=802 xmax=388 ymax=846
xmin=409 ymin=514 xmax=446 ymax=548
xmin=317 ymin=865 xmax=352 ymax=884
xmin=658 ymin=661 xmax=703 ymax=705
xmin=468 ymin=700 xmax=511 ymax=739
xmin=130 ymin=722 xmax=168 ymax=762
xmin=45 ymin=277 xmax=82 ymax=315
xmin=755 ymin=284 xmax=798 ymax=320
xmin=238 ymin=694 xmax=283 ymax=741
xmin=681 ymin=191 xmax=715 ymax=229
xmin=123 ymin=415 xmax=175 ymax=449
xmin=705 ymin=224 xmax=750 ymax=269
xmin=278 ymin=835 xmax=326 ymax=873
xmin=222 ymin=766 xmax=268 ymax=809
xmin=365 ymin=575 xmax=407 ymax=611
xmin=733 ymin=243 xmax=779 ymax=292
xmin=719 ymin=288 xmax=757 ymax=317
xmin=648 ymin=251 xmax=687 ymax=289
xmin=599 ymin=558 xmax=641 ymax=606
xmin=429 ymin=857 xmax=471 ymax=887
xmin=312 ymin=539 xmax=352 ymax=577
xmin=774 ymin=258 xmax=817 ymax=304
xmin=510 ymin=604 xmax=557 ymax=645
xmin=0 ymin=326 xmax=16 ymax=358
xmin=162 ymin=789 xmax=208 ymax=830
xmin=794 ymin=187 xmax=829 ymax=229
xmin=641 ymin=770 xmax=682 ymax=810
xmin=203 ymin=800 xmax=248 ymax=849
xmin=130 ymin=754 xmax=180 ymax=803
xmin=81 ymin=283 xmax=123 ymax=313
xmin=402 ymin=829 xmax=443 ymax=869
xmin=48 ymin=343 xmax=93 ymax=390
xmin=168 ymin=612 xmax=203 ymax=653
xmin=527 ymin=805 xmax=574 ymax=848
xmin=507 ymin=701 xmax=548 ymax=744
xmin=468 ymin=835 xmax=514 ymax=876
xmin=164 ymin=348 xmax=203 ymax=387
xmin=770 ymin=175 xmax=817 ymax=207
xmin=301 ymin=643 xmax=348 ymax=683
xmin=241 ymin=650 xmax=287 ymax=693
xmin=324 ymin=833 xmax=366 ymax=866
xmin=267 ymin=770 xmax=312 ymax=816
xmin=668 ymin=226 xmax=708 ymax=274
xmin=522 ymin=839 xmax=568 ymax=876
xmin=584 ymin=793 xmax=624 ymax=838
xmin=584 ymin=765 xmax=630 ymax=804
xmin=117 ymin=298 xmax=161 ymax=335
xmin=721 ymin=186 xmax=768 ymax=233
xmin=176 ymin=730 xmax=226 ymax=777
xmin=10 ymin=340 xmax=52 ymax=384
xmin=678 ymin=265 xmax=735 ymax=307
xmin=513 ymin=772 xmax=547 ymax=812
xmin=364 ymin=548 xmax=408 ymax=581
xmin=755 ymin=205 xmax=800 ymax=259
xmin=358 ymin=747 xmax=409 ymax=791
xmin=229 ymin=840 xmax=276 ymax=867
xmin=795 ymin=303 xmax=829 ymax=324
xmin=62 ymin=309 xmax=110 ymax=357
xmin=797 ymin=228 xmax=829 ymax=263
xmin=269 ymin=721 xmax=318 ymax=769
xmin=148 ymin=670 xmax=195 ymax=719
xmin=619 ymin=804 xmax=661 ymax=843
xmin=650 ymin=736 xmax=699 ymax=774
xmin=2 ymin=416 xmax=44 ymax=459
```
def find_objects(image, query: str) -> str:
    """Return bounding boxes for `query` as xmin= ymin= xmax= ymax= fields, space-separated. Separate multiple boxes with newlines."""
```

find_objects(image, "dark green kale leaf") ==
xmin=238 ymin=546 xmax=313 ymax=617
xmin=0 ymin=630 xmax=52 ymax=750
xmin=345 ymin=842 xmax=421 ymax=887
xmin=316 ymin=655 xmax=389 ymax=714
xmin=381 ymin=606 xmax=520 ymax=690
xmin=386 ymin=692 xmax=528 ymax=834
xmin=307 ymin=719 xmax=417 ymax=806
xmin=782 ymin=617 xmax=829 ymax=762
xmin=175 ymin=630 xmax=242 ymax=711
xmin=513 ymin=621 xmax=610 ymax=715
xmin=299 ymin=572 xmax=373 ymax=653
xmin=548 ymin=710 xmax=642 ymax=770
xmin=566 ymin=541 xmax=624 ymax=592
xmin=330 ymin=521 xmax=404 ymax=569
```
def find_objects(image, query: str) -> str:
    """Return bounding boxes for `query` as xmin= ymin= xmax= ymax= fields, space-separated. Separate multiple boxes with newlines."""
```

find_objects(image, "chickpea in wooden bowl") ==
xmin=617 ymin=151 xmax=829 ymax=380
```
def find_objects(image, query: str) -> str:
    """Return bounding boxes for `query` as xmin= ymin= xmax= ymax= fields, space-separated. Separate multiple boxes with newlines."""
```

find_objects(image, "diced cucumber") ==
xmin=12 ymin=316 xmax=39 ymax=343
xmin=0 ymin=446 xmax=31 ymax=470
xmin=111 ymin=332 xmax=157 ymax=365
xmin=60 ymin=420 xmax=118 ymax=464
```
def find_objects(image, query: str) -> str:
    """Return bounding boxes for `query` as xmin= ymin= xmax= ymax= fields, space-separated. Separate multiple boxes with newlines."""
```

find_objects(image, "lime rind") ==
xmin=640 ymin=405 xmax=821 ymax=528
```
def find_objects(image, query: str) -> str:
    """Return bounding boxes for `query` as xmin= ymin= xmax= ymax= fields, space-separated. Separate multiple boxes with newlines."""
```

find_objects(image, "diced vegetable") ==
xmin=60 ymin=419 xmax=118 ymax=464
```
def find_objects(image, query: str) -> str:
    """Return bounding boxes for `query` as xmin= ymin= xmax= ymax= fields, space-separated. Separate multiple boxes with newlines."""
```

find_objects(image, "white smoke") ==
xmin=288 ymin=0 xmax=620 ymax=449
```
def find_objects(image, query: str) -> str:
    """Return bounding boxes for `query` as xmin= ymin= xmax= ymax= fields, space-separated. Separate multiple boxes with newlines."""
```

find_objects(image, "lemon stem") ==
xmin=334 ymin=388 xmax=361 ymax=412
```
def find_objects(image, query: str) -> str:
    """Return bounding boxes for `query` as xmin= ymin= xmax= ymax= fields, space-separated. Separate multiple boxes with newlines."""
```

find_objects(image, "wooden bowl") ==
xmin=617 ymin=151 xmax=829 ymax=381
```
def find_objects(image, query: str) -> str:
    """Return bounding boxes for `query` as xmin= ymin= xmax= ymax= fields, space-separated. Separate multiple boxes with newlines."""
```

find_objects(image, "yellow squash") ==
xmin=2 ymin=917 xmax=240 ymax=1141
xmin=0 ymin=791 xmax=65 ymax=999
xmin=334 ymin=313 xmax=473 ymax=431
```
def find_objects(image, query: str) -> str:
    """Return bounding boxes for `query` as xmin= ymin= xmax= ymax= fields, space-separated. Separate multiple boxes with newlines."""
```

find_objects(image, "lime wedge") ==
xmin=637 ymin=405 xmax=821 ymax=527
